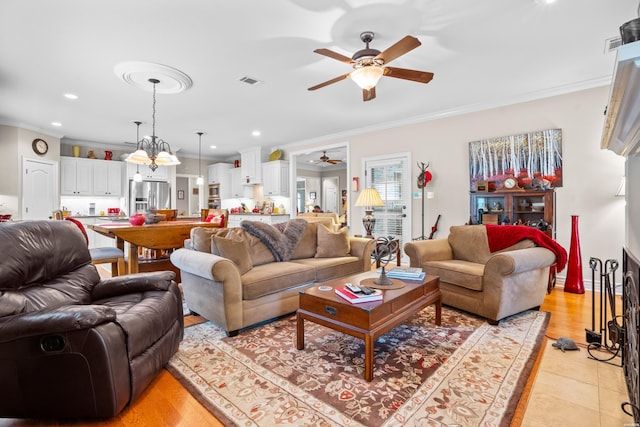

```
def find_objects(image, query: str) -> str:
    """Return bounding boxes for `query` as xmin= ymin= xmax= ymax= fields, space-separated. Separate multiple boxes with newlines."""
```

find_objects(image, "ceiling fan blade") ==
xmin=363 ymin=87 xmax=376 ymax=102
xmin=327 ymin=159 xmax=342 ymax=164
xmin=313 ymin=48 xmax=353 ymax=64
xmin=383 ymin=67 xmax=434 ymax=84
xmin=375 ymin=35 xmax=421 ymax=64
xmin=308 ymin=73 xmax=350 ymax=91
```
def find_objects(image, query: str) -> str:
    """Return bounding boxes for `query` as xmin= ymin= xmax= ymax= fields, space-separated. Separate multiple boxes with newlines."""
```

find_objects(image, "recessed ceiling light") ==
xmin=209 ymin=145 xmax=217 ymax=149
xmin=252 ymin=130 xmax=261 ymax=137
xmin=51 ymin=122 xmax=62 ymax=127
xmin=64 ymin=93 xmax=78 ymax=100
xmin=534 ymin=0 xmax=556 ymax=4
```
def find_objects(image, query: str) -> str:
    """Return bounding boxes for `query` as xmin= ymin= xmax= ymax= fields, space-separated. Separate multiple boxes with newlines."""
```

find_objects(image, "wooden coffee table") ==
xmin=296 ymin=271 xmax=441 ymax=381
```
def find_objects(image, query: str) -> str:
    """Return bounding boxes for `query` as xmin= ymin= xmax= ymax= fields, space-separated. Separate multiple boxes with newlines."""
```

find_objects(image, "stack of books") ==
xmin=386 ymin=266 xmax=426 ymax=281
xmin=335 ymin=286 xmax=383 ymax=304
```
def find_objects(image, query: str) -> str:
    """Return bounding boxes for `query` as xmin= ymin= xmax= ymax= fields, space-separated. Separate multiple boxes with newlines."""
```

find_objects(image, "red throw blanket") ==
xmin=485 ymin=224 xmax=567 ymax=272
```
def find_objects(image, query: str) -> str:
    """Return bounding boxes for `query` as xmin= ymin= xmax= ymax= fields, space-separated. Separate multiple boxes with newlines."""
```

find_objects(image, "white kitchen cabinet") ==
xmin=227 ymin=214 xmax=290 ymax=228
xmin=126 ymin=162 xmax=169 ymax=181
xmin=262 ymin=160 xmax=289 ymax=197
xmin=229 ymin=168 xmax=245 ymax=198
xmin=60 ymin=157 xmax=93 ymax=196
xmin=93 ymin=161 xmax=124 ymax=196
xmin=240 ymin=146 xmax=265 ymax=185
xmin=207 ymin=163 xmax=232 ymax=184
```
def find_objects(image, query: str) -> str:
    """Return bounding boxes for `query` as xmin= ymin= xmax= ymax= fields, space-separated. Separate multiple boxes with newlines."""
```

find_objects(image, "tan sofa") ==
xmin=297 ymin=212 xmax=341 ymax=231
xmin=170 ymin=220 xmax=374 ymax=336
xmin=404 ymin=225 xmax=557 ymax=323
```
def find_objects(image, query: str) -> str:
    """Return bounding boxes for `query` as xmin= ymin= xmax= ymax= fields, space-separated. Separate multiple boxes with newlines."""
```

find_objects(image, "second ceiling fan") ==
xmin=308 ymin=31 xmax=434 ymax=101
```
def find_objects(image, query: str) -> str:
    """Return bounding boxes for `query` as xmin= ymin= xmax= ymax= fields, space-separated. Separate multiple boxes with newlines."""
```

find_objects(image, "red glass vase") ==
xmin=564 ymin=215 xmax=585 ymax=294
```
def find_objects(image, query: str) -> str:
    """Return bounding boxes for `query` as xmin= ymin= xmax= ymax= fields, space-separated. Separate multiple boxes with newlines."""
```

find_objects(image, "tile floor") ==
xmin=521 ymin=341 xmax=635 ymax=427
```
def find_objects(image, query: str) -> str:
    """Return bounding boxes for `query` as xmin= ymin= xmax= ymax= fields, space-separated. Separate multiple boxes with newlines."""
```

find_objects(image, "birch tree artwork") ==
xmin=469 ymin=128 xmax=562 ymax=191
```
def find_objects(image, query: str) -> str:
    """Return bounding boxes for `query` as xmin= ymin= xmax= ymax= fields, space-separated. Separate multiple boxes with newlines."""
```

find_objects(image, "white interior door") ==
xmin=322 ymin=176 xmax=339 ymax=213
xmin=23 ymin=157 xmax=58 ymax=220
xmin=363 ymin=153 xmax=412 ymax=263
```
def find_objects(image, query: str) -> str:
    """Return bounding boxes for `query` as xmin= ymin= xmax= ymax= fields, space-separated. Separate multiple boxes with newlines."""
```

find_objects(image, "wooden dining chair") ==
xmin=63 ymin=217 xmax=126 ymax=276
xmin=156 ymin=209 xmax=177 ymax=221
xmin=201 ymin=208 xmax=228 ymax=227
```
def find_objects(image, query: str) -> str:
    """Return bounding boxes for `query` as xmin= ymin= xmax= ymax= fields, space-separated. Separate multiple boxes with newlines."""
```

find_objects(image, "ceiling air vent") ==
xmin=605 ymin=36 xmax=623 ymax=53
xmin=238 ymin=76 xmax=263 ymax=86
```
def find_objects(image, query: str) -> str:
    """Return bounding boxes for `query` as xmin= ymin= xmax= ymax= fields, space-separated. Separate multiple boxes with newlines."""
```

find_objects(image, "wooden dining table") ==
xmin=87 ymin=221 xmax=221 ymax=274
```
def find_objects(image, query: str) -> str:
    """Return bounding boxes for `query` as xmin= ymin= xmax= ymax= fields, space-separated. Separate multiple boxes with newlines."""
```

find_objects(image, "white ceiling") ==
xmin=0 ymin=0 xmax=637 ymax=161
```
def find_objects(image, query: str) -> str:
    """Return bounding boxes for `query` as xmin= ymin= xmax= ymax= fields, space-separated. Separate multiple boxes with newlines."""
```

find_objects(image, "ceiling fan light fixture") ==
xmin=350 ymin=65 xmax=384 ymax=90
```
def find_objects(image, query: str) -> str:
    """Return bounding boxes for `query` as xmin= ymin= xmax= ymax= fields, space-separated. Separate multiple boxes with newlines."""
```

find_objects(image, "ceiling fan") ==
xmin=312 ymin=151 xmax=343 ymax=165
xmin=308 ymin=31 xmax=434 ymax=102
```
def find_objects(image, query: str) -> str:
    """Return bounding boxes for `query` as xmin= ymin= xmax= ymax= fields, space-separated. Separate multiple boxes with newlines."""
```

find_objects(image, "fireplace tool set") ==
xmin=585 ymin=257 xmax=625 ymax=364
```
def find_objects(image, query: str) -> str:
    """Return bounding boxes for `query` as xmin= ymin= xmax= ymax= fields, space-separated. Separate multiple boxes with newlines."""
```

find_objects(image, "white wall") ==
xmin=284 ymin=86 xmax=625 ymax=288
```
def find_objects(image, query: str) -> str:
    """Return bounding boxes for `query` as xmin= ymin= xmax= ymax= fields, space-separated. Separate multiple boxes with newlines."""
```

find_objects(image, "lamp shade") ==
xmin=350 ymin=66 xmax=384 ymax=90
xmin=355 ymin=187 xmax=384 ymax=207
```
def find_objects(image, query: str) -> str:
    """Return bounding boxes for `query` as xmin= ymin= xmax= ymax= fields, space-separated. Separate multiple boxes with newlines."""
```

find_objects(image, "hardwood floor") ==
xmin=0 ymin=287 xmax=628 ymax=427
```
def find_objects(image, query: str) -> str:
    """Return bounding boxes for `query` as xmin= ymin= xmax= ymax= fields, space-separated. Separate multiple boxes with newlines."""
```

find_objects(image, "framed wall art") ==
xmin=469 ymin=128 xmax=563 ymax=191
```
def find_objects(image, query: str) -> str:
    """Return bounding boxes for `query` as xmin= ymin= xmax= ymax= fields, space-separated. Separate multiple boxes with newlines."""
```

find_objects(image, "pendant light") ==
xmin=196 ymin=132 xmax=204 ymax=186
xmin=125 ymin=78 xmax=180 ymax=171
xmin=132 ymin=121 xmax=143 ymax=182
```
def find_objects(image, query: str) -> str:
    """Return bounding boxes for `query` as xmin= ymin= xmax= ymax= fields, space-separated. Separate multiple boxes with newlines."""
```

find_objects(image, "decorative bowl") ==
xmin=144 ymin=213 xmax=166 ymax=224
xmin=129 ymin=214 xmax=145 ymax=226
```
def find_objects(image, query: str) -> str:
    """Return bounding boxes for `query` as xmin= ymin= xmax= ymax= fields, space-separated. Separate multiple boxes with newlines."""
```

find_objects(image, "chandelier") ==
xmin=126 ymin=78 xmax=180 ymax=171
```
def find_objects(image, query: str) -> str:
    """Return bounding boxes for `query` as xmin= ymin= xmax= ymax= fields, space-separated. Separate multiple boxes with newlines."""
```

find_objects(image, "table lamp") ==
xmin=354 ymin=187 xmax=384 ymax=238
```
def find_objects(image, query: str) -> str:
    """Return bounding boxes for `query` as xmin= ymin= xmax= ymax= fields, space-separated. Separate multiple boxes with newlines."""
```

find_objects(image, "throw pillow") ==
xmin=212 ymin=235 xmax=253 ymax=274
xmin=204 ymin=214 xmax=224 ymax=226
xmin=315 ymin=224 xmax=350 ymax=258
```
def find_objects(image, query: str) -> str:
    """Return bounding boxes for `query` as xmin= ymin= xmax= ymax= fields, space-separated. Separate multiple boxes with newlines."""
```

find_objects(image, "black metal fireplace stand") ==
xmin=585 ymin=257 xmax=624 ymax=365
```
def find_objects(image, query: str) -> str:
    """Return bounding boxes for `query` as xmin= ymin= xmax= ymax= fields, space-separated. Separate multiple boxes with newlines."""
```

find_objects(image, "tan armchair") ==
xmin=404 ymin=225 xmax=557 ymax=323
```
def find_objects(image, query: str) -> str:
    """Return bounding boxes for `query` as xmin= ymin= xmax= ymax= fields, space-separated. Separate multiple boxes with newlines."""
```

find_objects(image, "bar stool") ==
xmin=64 ymin=217 xmax=126 ymax=276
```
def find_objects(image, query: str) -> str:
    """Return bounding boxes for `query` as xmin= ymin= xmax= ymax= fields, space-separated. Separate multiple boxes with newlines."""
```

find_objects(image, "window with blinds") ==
xmin=368 ymin=161 xmax=406 ymax=247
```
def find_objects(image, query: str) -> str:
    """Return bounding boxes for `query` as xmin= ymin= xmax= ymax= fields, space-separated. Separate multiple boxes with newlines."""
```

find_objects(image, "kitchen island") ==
xmin=226 ymin=213 xmax=290 ymax=228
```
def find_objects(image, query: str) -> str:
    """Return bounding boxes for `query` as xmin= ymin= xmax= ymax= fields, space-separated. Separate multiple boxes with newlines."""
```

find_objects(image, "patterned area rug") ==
xmin=167 ymin=307 xmax=549 ymax=427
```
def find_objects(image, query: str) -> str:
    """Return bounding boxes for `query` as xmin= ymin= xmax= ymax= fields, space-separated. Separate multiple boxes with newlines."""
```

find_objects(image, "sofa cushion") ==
xmin=315 ymin=225 xmax=350 ymax=258
xmin=212 ymin=235 xmax=253 ymax=274
xmin=424 ymin=259 xmax=485 ymax=291
xmin=219 ymin=228 xmax=275 ymax=266
xmin=291 ymin=257 xmax=362 ymax=282
xmin=190 ymin=227 xmax=224 ymax=253
xmin=241 ymin=262 xmax=316 ymax=300
xmin=448 ymin=225 xmax=535 ymax=264
xmin=290 ymin=222 xmax=318 ymax=259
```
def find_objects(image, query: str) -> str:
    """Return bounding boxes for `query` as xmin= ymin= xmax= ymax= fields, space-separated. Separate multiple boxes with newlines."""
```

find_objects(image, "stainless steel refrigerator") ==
xmin=129 ymin=180 xmax=171 ymax=214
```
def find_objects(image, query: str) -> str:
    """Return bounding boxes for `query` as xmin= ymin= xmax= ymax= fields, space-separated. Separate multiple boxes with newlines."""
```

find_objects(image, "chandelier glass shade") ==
xmin=350 ymin=65 xmax=384 ymax=90
xmin=126 ymin=78 xmax=180 ymax=171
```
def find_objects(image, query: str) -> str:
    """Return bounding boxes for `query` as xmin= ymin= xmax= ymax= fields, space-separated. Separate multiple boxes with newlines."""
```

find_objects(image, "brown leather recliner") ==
xmin=0 ymin=220 xmax=184 ymax=419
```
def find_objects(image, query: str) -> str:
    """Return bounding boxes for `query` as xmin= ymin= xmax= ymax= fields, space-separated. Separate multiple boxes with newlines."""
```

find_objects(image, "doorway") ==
xmin=176 ymin=174 xmax=203 ymax=217
xmin=22 ymin=157 xmax=58 ymax=220
xmin=362 ymin=152 xmax=412 ymax=263
xmin=288 ymin=142 xmax=349 ymax=217
xmin=322 ymin=176 xmax=339 ymax=213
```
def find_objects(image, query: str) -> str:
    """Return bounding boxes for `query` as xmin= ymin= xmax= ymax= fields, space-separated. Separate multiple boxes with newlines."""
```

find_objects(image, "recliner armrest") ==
xmin=92 ymin=271 xmax=176 ymax=301
xmin=404 ymin=238 xmax=453 ymax=267
xmin=0 ymin=305 xmax=116 ymax=343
